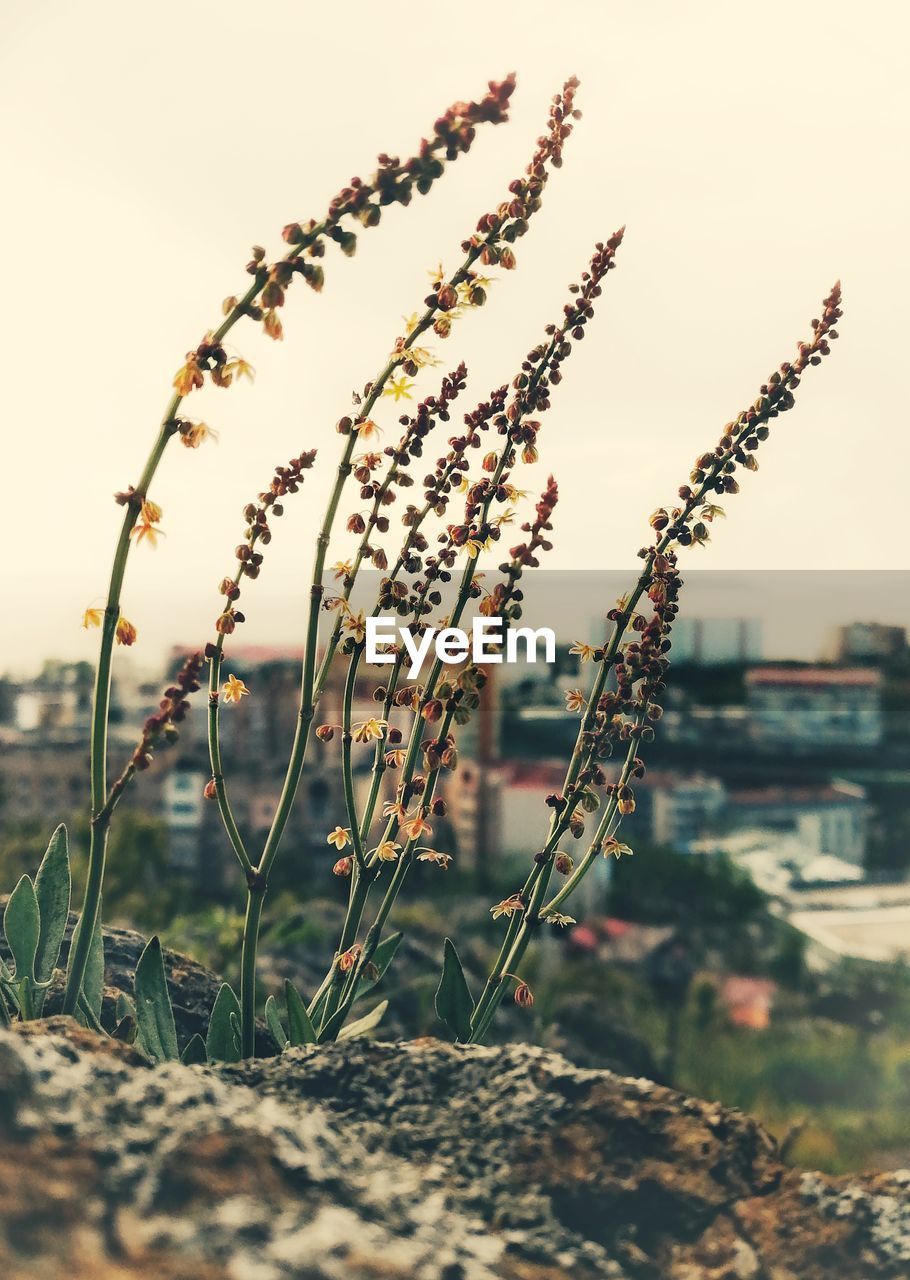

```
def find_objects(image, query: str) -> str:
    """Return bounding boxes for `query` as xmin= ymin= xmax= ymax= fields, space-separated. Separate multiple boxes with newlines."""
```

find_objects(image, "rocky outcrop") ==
xmin=1 ymin=1019 xmax=908 ymax=1279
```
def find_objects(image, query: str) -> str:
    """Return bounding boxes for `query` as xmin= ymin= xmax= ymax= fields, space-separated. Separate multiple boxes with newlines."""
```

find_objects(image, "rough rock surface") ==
xmin=1 ymin=1020 xmax=909 ymax=1279
xmin=2 ymin=908 xmax=661 ymax=1077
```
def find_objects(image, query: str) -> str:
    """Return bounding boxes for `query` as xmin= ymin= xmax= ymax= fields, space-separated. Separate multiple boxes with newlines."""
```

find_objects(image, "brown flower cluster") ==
xmin=117 ymin=651 xmax=204 ymax=788
xmin=539 ymin=283 xmax=844 ymax=863
xmin=338 ymin=364 xmax=469 ymax=588
xmin=424 ymin=76 xmax=582 ymax=340
xmin=482 ymin=474 xmax=559 ymax=619
xmin=439 ymin=233 xmax=624 ymax=585
xmin=214 ymin=449 xmax=318 ymax=637
xmin=270 ymin=77 xmax=516 ymax=343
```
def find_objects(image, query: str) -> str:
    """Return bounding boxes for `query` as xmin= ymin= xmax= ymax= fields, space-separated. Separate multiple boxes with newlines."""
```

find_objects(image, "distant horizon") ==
xmin=5 ymin=569 xmax=908 ymax=685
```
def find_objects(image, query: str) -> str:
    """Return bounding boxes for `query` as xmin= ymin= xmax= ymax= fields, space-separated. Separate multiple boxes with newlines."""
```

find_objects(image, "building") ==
xmin=672 ymin=618 xmax=762 ymax=665
xmin=634 ymin=771 xmax=726 ymax=850
xmin=728 ymin=780 xmax=869 ymax=864
xmin=745 ymin=666 xmax=883 ymax=750
xmin=479 ymin=759 xmax=566 ymax=861
xmin=830 ymin=622 xmax=907 ymax=665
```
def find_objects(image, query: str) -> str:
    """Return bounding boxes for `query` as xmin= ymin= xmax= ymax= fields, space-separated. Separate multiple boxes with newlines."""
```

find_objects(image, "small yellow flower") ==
xmin=131 ymin=522 xmax=163 ymax=547
xmin=225 ymin=357 xmax=255 ymax=384
xmin=402 ymin=312 xmax=421 ymax=333
xmin=338 ymin=944 xmax=362 ymax=973
xmin=222 ymin=674 xmax=250 ymax=703
xmin=426 ymin=263 xmax=445 ymax=285
xmin=490 ymin=894 xmax=524 ymax=921
xmin=263 ymin=309 xmax=284 ymax=341
xmin=402 ymin=811 xmax=432 ymax=841
xmin=115 ymin=616 xmax=138 ymax=646
xmin=82 ymin=607 xmax=103 ymax=630
xmin=502 ymin=484 xmax=530 ymax=502
xmin=416 ymin=848 xmax=452 ymax=869
xmin=602 ymin=838 xmax=634 ymax=860
xmin=372 ymin=840 xmax=401 ymax=863
xmin=383 ymin=376 xmax=414 ymax=403
xmin=173 ymin=356 xmax=203 ymax=397
xmin=356 ymin=418 xmax=382 ymax=441
xmin=465 ymin=537 xmax=490 ymax=559
xmin=400 ymin=345 xmax=440 ymax=369
xmin=326 ymin=826 xmax=351 ymax=851
xmin=180 ymin=421 xmax=219 ymax=449
xmin=382 ymin=800 xmax=407 ymax=822
xmin=131 ymin=521 xmax=164 ymax=548
xmin=546 ymin=912 xmax=577 ymax=928
xmin=700 ymin=503 xmax=726 ymax=522
xmin=565 ymin=689 xmax=586 ymax=713
xmin=343 ymin=609 xmax=367 ymax=644
xmin=569 ymin=642 xmax=596 ymax=663
xmin=332 ymin=560 xmax=354 ymax=581
xmin=384 ymin=748 xmax=407 ymax=768
xmin=352 ymin=717 xmax=387 ymax=743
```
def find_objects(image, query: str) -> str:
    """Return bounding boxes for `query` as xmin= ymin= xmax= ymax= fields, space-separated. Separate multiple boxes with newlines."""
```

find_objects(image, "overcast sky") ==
xmin=2 ymin=1 xmax=908 ymax=676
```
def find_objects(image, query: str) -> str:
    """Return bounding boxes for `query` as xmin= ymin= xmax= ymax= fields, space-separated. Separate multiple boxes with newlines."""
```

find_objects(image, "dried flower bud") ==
xmin=514 ymin=982 xmax=534 ymax=1009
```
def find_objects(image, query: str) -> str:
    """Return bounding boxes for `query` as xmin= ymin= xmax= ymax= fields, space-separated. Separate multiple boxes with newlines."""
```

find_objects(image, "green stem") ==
xmin=239 ymin=884 xmax=266 ymax=1058
xmin=207 ymin=651 xmax=253 ymax=875
xmin=340 ymin=643 xmax=367 ymax=870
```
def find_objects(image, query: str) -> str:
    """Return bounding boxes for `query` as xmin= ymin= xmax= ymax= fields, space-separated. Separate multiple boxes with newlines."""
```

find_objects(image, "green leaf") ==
xmin=84 ymin=905 xmax=106 ymax=1020
xmin=115 ymin=992 xmax=136 ymax=1023
xmin=338 ymin=998 xmax=388 ymax=1041
xmin=435 ymin=938 xmax=474 ymax=1042
xmin=112 ymin=1014 xmax=137 ymax=1044
xmin=229 ymin=1011 xmax=241 ymax=1057
xmin=76 ymin=989 xmax=105 ymax=1035
xmin=265 ymin=995 xmax=288 ymax=1051
xmin=0 ymin=973 xmax=19 ymax=1016
xmin=4 ymin=876 xmax=39 ymax=985
xmin=285 ymin=979 xmax=317 ymax=1046
xmin=355 ymin=931 xmax=403 ymax=1003
xmin=180 ymin=1033 xmax=207 ymax=1065
xmin=205 ymin=983 xmax=242 ymax=1063
xmin=134 ymin=936 xmax=178 ymax=1063
xmin=34 ymin=825 xmax=71 ymax=985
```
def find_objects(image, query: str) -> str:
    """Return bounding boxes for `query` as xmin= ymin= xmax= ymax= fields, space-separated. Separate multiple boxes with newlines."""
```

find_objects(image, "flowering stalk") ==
xmin=313 ymin=235 xmax=624 ymax=1038
xmin=214 ymin=76 xmax=583 ymax=1055
xmin=62 ymin=77 xmax=517 ymax=1017
xmin=205 ymin=450 xmax=319 ymax=877
xmin=234 ymin=289 xmax=478 ymax=1053
xmin=467 ymin=282 xmax=844 ymax=1043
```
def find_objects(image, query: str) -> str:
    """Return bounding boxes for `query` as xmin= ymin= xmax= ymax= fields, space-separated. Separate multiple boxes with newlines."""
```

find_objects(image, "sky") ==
xmin=1 ymin=1 xmax=908 ymax=677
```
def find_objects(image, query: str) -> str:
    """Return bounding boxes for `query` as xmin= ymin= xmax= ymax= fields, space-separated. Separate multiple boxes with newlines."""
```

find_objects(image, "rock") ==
xmin=1 ymin=1023 xmax=908 ymax=1279
xmin=1 ymin=904 xmax=275 ymax=1057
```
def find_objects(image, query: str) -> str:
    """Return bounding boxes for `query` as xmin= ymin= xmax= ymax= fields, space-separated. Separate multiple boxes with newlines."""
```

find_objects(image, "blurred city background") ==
xmin=2 ymin=570 xmax=909 ymax=1173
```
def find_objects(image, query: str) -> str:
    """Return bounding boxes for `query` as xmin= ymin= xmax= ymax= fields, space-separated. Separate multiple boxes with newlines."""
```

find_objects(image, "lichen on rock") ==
xmin=1 ymin=1020 xmax=909 ymax=1279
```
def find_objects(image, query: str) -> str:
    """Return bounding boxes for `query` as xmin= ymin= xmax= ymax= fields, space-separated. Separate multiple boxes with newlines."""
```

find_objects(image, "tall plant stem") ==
xmin=207 ymin=648 xmax=253 ymax=876
xmin=62 ymin=423 xmax=171 ymax=1013
xmin=234 ymin=248 xmax=494 ymax=1053
xmin=239 ymin=882 xmax=266 ymax=1058
xmin=63 ymin=267 xmax=274 ymax=1014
